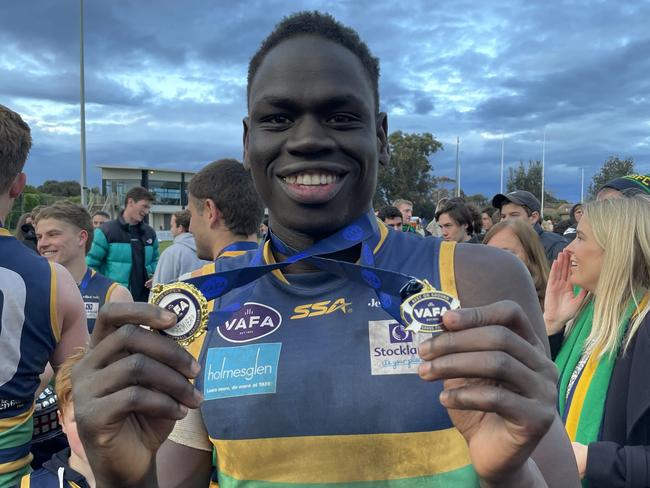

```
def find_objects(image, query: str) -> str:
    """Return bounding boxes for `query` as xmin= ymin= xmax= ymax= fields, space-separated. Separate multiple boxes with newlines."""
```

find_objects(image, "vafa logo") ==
xmin=218 ymin=302 xmax=282 ymax=343
xmin=291 ymin=298 xmax=351 ymax=319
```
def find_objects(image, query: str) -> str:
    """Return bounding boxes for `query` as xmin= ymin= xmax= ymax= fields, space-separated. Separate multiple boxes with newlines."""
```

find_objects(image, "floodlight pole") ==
xmin=455 ymin=136 xmax=460 ymax=197
xmin=80 ymin=0 xmax=88 ymax=207
xmin=541 ymin=130 xmax=546 ymax=218
xmin=500 ymin=134 xmax=505 ymax=193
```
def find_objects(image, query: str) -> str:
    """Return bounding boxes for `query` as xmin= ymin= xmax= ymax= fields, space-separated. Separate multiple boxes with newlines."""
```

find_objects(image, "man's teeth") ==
xmin=42 ymin=250 xmax=56 ymax=256
xmin=284 ymin=173 xmax=338 ymax=185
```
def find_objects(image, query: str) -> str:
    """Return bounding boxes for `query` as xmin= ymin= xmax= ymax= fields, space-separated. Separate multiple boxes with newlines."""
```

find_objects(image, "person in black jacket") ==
xmin=492 ymin=190 xmax=568 ymax=263
xmin=545 ymin=194 xmax=650 ymax=487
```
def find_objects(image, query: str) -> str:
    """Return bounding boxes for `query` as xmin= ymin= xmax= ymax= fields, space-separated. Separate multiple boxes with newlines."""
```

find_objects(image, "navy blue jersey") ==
xmin=189 ymin=224 xmax=477 ymax=487
xmin=79 ymin=269 xmax=117 ymax=333
xmin=0 ymin=229 xmax=58 ymax=486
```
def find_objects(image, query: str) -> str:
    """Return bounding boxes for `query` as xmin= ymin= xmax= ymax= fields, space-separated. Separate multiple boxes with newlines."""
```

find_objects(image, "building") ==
xmin=98 ymin=164 xmax=196 ymax=232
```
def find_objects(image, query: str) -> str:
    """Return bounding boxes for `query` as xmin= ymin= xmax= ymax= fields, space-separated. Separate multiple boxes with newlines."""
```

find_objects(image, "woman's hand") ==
xmin=544 ymin=250 xmax=587 ymax=335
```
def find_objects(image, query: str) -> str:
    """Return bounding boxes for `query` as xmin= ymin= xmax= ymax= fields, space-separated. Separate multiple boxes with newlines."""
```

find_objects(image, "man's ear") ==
xmin=9 ymin=172 xmax=26 ymax=199
xmin=205 ymin=198 xmax=223 ymax=228
xmin=377 ymin=112 xmax=390 ymax=167
xmin=242 ymin=117 xmax=250 ymax=170
xmin=529 ymin=211 xmax=541 ymax=225
xmin=79 ymin=229 xmax=89 ymax=249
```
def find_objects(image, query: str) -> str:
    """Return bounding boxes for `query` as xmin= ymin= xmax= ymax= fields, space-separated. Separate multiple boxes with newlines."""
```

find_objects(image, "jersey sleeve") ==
xmin=168 ymin=407 xmax=213 ymax=452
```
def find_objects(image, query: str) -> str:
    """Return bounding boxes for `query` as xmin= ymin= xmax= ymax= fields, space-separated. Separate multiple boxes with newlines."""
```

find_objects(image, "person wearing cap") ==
xmin=492 ymin=190 xmax=568 ymax=263
xmin=597 ymin=173 xmax=650 ymax=200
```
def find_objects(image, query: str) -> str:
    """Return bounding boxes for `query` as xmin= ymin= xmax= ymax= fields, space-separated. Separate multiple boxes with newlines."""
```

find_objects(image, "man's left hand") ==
xmin=418 ymin=300 xmax=558 ymax=485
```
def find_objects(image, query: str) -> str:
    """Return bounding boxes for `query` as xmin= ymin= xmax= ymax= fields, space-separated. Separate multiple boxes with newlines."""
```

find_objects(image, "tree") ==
xmin=38 ymin=180 xmax=81 ymax=197
xmin=507 ymin=160 xmax=542 ymax=199
xmin=588 ymin=156 xmax=635 ymax=199
xmin=374 ymin=131 xmax=443 ymax=219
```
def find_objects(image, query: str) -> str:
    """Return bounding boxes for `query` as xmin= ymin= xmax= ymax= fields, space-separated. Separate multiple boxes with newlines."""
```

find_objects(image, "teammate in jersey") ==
xmin=35 ymin=202 xmax=132 ymax=333
xmin=0 ymin=104 xmax=89 ymax=487
xmin=71 ymin=13 xmax=578 ymax=488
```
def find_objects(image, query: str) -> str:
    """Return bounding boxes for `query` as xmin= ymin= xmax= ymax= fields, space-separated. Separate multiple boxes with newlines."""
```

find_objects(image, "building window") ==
xmin=149 ymin=180 xmax=181 ymax=205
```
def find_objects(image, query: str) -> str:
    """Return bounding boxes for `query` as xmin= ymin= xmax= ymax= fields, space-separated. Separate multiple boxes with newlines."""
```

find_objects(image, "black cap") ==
xmin=492 ymin=190 xmax=541 ymax=214
xmin=599 ymin=174 xmax=650 ymax=196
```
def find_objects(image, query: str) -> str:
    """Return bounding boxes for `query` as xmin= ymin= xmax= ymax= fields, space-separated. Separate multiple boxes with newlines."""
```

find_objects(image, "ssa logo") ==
xmin=291 ymin=298 xmax=351 ymax=320
xmin=218 ymin=302 xmax=282 ymax=343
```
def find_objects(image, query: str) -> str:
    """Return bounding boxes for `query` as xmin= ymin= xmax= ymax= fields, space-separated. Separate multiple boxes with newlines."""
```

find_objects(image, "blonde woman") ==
xmin=544 ymin=195 xmax=650 ymax=487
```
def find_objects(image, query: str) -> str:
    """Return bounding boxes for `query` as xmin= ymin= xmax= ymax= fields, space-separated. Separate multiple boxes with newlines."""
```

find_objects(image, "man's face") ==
xmin=36 ymin=218 xmax=87 ymax=266
xmin=500 ymin=202 xmax=537 ymax=225
xmin=481 ymin=212 xmax=494 ymax=232
xmin=188 ymin=196 xmax=212 ymax=260
xmin=383 ymin=216 xmax=402 ymax=231
xmin=397 ymin=204 xmax=412 ymax=223
xmin=125 ymin=198 xmax=151 ymax=223
xmin=92 ymin=214 xmax=107 ymax=228
xmin=438 ymin=212 xmax=467 ymax=242
xmin=244 ymin=35 xmax=388 ymax=238
xmin=170 ymin=215 xmax=182 ymax=237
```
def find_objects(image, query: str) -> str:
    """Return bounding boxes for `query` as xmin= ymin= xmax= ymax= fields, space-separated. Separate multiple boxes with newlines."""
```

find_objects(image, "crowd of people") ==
xmin=2 ymin=10 xmax=650 ymax=488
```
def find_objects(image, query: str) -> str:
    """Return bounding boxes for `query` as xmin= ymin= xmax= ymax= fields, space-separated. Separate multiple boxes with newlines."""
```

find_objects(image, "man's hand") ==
xmin=72 ymin=302 xmax=203 ymax=488
xmin=543 ymin=250 xmax=587 ymax=335
xmin=418 ymin=301 xmax=558 ymax=485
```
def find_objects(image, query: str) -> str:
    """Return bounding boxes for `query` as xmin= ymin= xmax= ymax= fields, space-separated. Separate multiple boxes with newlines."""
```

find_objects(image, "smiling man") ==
xmin=87 ymin=186 xmax=159 ymax=301
xmin=35 ymin=201 xmax=132 ymax=332
xmin=71 ymin=12 xmax=578 ymax=488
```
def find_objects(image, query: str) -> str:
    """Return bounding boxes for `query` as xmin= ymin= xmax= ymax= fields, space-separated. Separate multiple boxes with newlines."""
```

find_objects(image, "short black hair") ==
xmin=248 ymin=11 xmax=380 ymax=112
xmin=188 ymin=159 xmax=264 ymax=236
xmin=435 ymin=198 xmax=475 ymax=234
xmin=377 ymin=206 xmax=402 ymax=222
xmin=92 ymin=210 xmax=110 ymax=219
xmin=124 ymin=186 xmax=154 ymax=208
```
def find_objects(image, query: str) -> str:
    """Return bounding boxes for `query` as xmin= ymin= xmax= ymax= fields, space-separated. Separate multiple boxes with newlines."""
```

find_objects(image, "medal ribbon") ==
xmin=78 ymin=268 xmax=93 ymax=295
xmin=181 ymin=210 xmax=422 ymax=329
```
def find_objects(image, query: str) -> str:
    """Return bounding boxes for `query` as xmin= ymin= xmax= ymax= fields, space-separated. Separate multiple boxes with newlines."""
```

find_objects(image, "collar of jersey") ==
xmin=261 ymin=219 xmax=389 ymax=285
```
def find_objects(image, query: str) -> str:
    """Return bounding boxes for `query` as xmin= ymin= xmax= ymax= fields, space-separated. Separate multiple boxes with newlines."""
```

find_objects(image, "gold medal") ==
xmin=400 ymin=279 xmax=460 ymax=334
xmin=149 ymin=282 xmax=209 ymax=346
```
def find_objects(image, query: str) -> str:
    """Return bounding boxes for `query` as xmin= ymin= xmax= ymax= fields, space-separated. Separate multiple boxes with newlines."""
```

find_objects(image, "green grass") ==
xmin=158 ymin=240 xmax=173 ymax=253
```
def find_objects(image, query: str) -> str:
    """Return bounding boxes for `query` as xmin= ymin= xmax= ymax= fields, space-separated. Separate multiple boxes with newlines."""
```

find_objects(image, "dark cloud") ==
xmin=2 ymin=0 xmax=649 ymax=203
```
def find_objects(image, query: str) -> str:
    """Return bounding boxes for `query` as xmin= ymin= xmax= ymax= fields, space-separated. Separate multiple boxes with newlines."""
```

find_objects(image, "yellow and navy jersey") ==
xmin=192 ymin=225 xmax=478 ymax=487
xmin=80 ymin=269 xmax=118 ymax=333
xmin=0 ymin=229 xmax=59 ymax=487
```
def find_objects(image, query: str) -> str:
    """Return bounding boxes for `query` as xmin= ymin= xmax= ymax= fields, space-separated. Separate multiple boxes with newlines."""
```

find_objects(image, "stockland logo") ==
xmin=203 ymin=343 xmax=282 ymax=400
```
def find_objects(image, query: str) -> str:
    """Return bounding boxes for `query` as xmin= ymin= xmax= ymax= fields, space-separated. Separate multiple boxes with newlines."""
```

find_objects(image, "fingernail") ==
xmin=163 ymin=310 xmax=176 ymax=322
xmin=193 ymin=388 xmax=204 ymax=403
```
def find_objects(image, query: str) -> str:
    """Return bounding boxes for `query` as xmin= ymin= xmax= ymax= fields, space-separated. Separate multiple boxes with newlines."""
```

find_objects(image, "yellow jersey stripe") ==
xmin=211 ymin=428 xmax=471 ymax=483
xmin=105 ymin=282 xmax=119 ymax=302
xmin=439 ymin=241 xmax=458 ymax=298
xmin=0 ymin=228 xmax=11 ymax=237
xmin=0 ymin=405 xmax=35 ymax=430
xmin=0 ymin=453 xmax=33 ymax=475
xmin=48 ymin=261 xmax=61 ymax=342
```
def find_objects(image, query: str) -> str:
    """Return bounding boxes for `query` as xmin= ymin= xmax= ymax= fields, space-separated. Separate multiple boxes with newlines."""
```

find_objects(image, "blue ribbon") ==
xmin=78 ymin=268 xmax=93 ymax=295
xmin=182 ymin=210 xmax=420 ymax=330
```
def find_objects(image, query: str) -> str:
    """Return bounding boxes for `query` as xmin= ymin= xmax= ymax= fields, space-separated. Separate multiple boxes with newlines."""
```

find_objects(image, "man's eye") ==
xmin=327 ymin=113 xmax=359 ymax=124
xmin=263 ymin=115 xmax=292 ymax=125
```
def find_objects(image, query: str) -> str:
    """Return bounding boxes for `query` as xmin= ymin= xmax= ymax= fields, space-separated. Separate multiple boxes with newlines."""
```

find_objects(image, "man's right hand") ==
xmin=72 ymin=302 xmax=203 ymax=488
xmin=543 ymin=250 xmax=587 ymax=335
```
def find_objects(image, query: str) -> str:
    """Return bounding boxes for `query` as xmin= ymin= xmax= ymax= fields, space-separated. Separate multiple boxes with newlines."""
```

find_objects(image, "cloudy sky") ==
xmin=2 ymin=0 xmax=648 ymax=202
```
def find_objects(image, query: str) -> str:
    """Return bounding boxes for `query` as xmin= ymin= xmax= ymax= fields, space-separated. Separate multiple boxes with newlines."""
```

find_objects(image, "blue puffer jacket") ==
xmin=87 ymin=213 xmax=159 ymax=290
